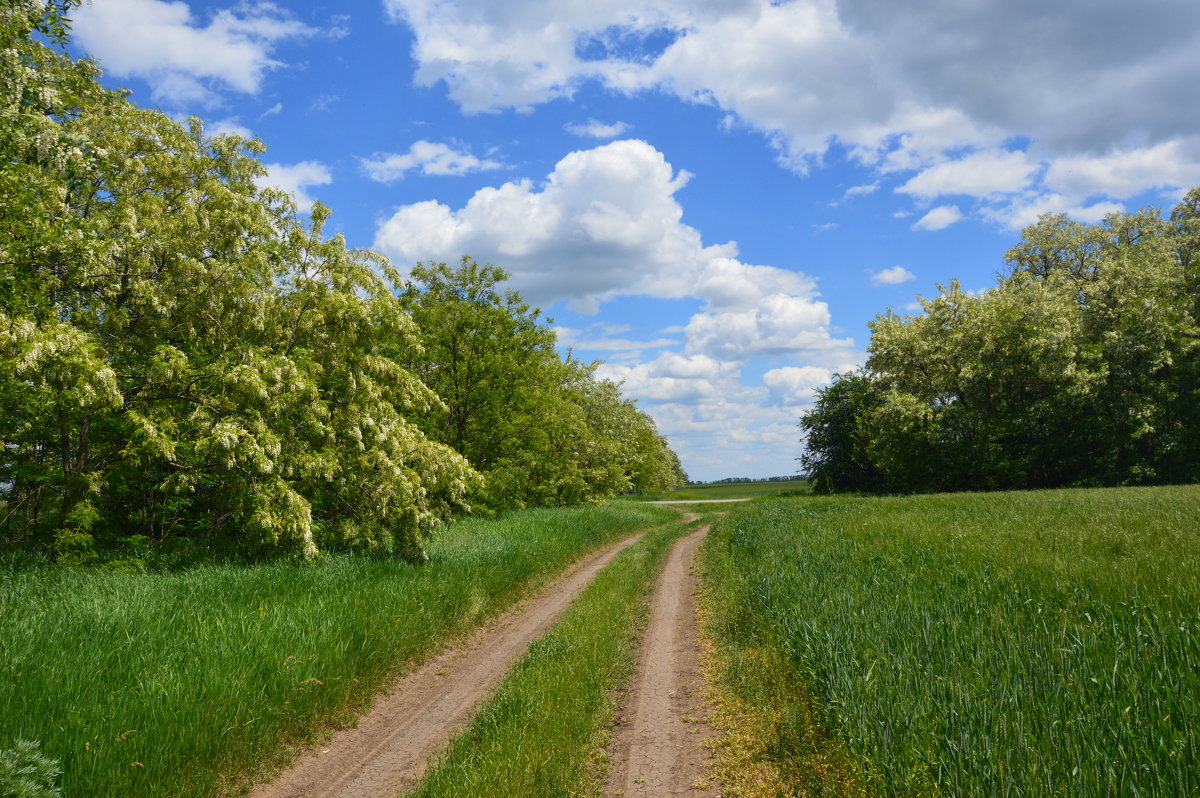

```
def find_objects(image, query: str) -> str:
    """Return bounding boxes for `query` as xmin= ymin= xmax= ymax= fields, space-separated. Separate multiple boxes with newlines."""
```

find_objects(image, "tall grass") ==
xmin=409 ymin=513 xmax=700 ymax=798
xmin=0 ymin=503 xmax=675 ymax=797
xmin=703 ymin=485 xmax=1200 ymax=796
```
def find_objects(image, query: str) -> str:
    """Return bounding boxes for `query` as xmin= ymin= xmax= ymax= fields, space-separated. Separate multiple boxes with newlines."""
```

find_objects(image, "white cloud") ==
xmin=596 ymin=352 xmax=733 ymax=403
xmin=255 ymin=161 xmax=332 ymax=212
xmin=981 ymin=195 xmax=1125 ymax=232
xmin=762 ymin=366 xmax=834 ymax=405
xmin=870 ymin=265 xmax=915 ymax=285
xmin=362 ymin=141 xmax=506 ymax=181
xmin=1042 ymin=140 xmax=1200 ymax=199
xmin=566 ymin=119 xmax=632 ymax=138
xmin=843 ymin=182 xmax=878 ymax=200
xmin=555 ymin=326 xmax=677 ymax=352
xmin=897 ymin=149 xmax=1039 ymax=199
xmin=375 ymin=139 xmax=852 ymax=367
xmin=204 ymin=117 xmax=251 ymax=138
xmin=684 ymin=294 xmax=852 ymax=361
xmin=260 ymin=102 xmax=283 ymax=118
xmin=73 ymin=0 xmax=314 ymax=105
xmin=383 ymin=0 xmax=1200 ymax=224
xmin=912 ymin=205 xmax=962 ymax=231
xmin=328 ymin=14 xmax=351 ymax=40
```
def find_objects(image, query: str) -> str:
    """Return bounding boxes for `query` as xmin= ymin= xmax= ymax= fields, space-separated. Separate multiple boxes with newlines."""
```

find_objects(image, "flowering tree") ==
xmin=0 ymin=0 xmax=477 ymax=560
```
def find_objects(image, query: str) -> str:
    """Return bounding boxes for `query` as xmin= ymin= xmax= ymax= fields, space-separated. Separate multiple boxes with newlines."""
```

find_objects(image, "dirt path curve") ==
xmin=604 ymin=525 xmax=720 ymax=798
xmin=251 ymin=531 xmax=646 ymax=798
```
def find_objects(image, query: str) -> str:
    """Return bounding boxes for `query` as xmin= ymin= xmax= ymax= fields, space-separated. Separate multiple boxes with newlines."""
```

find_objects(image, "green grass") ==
xmin=628 ymin=478 xmax=810 ymax=502
xmin=0 ymin=503 xmax=676 ymax=797
xmin=703 ymin=485 xmax=1200 ymax=796
xmin=409 ymin=512 xmax=703 ymax=797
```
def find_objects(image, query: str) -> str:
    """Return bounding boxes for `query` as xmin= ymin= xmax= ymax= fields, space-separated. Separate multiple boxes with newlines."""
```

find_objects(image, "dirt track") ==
xmin=603 ymin=525 xmax=720 ymax=797
xmin=250 ymin=531 xmax=645 ymax=798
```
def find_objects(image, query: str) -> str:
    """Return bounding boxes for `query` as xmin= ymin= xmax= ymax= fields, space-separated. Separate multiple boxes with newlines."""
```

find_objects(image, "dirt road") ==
xmin=603 ymin=525 xmax=720 ymax=797
xmin=250 ymin=531 xmax=645 ymax=798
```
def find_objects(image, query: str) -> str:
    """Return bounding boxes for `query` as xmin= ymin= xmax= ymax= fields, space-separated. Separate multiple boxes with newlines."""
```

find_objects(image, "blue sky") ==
xmin=69 ymin=0 xmax=1200 ymax=481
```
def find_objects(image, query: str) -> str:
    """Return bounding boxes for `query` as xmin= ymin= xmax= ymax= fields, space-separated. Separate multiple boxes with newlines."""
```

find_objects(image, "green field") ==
xmin=0 ymin=503 xmax=675 ymax=797
xmin=703 ymin=485 xmax=1200 ymax=796
xmin=629 ymin=478 xmax=811 ymax=501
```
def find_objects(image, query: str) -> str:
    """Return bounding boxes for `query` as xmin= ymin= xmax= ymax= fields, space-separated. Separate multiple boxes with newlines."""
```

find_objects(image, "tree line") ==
xmin=802 ymin=191 xmax=1200 ymax=494
xmin=0 ymin=0 xmax=683 ymax=563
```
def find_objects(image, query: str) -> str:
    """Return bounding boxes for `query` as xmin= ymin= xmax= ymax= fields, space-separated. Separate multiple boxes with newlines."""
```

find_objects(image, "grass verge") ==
xmin=0 ymin=502 xmax=676 ymax=797
xmin=701 ymin=485 xmax=1200 ymax=796
xmin=407 ymin=512 xmax=702 ymax=797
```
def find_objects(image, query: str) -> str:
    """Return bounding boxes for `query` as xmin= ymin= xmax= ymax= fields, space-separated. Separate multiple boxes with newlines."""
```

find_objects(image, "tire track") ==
xmin=250 ymin=531 xmax=645 ymax=798
xmin=604 ymin=525 xmax=720 ymax=797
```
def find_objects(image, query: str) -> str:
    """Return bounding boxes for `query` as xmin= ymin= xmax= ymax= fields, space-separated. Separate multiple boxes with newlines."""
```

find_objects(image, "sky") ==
xmin=68 ymin=0 xmax=1200 ymax=482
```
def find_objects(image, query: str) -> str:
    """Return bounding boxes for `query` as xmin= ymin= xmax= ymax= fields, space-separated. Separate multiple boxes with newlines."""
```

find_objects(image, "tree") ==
xmin=1 ymin=2 xmax=477 ymax=560
xmin=399 ymin=259 xmax=682 ymax=507
xmin=799 ymin=369 xmax=885 ymax=493
xmin=803 ymin=194 xmax=1200 ymax=494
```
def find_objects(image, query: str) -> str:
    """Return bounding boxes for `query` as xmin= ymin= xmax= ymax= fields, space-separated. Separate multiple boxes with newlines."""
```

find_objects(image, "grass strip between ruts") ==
xmin=407 ymin=512 xmax=703 ymax=798
xmin=0 ymin=503 xmax=678 ymax=797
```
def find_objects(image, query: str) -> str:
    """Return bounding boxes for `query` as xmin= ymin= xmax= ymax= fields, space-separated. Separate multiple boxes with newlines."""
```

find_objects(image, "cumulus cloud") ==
xmin=1042 ymin=140 xmax=1200 ymax=199
xmin=870 ymin=266 xmax=915 ymax=285
xmin=362 ymin=141 xmax=506 ymax=181
xmin=684 ymin=294 xmax=851 ymax=361
xmin=912 ymin=205 xmax=962 ymax=231
xmin=763 ymin=366 xmax=834 ymax=406
xmin=566 ymin=119 xmax=632 ymax=138
xmin=255 ymin=161 xmax=332 ymax=212
xmin=73 ymin=0 xmax=315 ymax=105
xmin=897 ymin=149 xmax=1039 ymax=199
xmin=374 ymin=139 xmax=853 ymax=367
xmin=383 ymin=0 xmax=1200 ymax=223
xmin=596 ymin=352 xmax=733 ymax=403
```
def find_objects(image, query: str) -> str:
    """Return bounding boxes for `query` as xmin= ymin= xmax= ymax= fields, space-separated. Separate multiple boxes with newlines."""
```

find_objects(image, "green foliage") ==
xmin=1 ymin=2 xmax=683 ymax=560
xmin=400 ymin=258 xmax=684 ymax=509
xmin=799 ymin=370 xmax=884 ymax=493
xmin=0 ymin=740 xmax=62 ymax=798
xmin=0 ymin=0 xmax=477 ymax=559
xmin=0 ymin=502 xmax=675 ymax=797
xmin=803 ymin=193 xmax=1200 ymax=493
xmin=703 ymin=487 xmax=1200 ymax=796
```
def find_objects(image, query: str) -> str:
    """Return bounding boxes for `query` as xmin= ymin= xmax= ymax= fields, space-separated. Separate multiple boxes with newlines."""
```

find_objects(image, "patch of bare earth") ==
xmin=603 ymin=525 xmax=721 ymax=797
xmin=249 ymin=531 xmax=645 ymax=798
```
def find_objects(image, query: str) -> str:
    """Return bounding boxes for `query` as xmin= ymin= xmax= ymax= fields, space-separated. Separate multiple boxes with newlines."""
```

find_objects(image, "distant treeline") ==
xmin=802 ymin=191 xmax=1200 ymax=494
xmin=686 ymin=475 xmax=802 ymax=485
xmin=0 ymin=2 xmax=684 ymax=563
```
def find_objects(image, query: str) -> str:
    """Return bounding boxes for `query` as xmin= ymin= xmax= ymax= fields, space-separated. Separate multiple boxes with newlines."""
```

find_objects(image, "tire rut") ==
xmin=250 ymin=531 xmax=645 ymax=798
xmin=604 ymin=525 xmax=720 ymax=797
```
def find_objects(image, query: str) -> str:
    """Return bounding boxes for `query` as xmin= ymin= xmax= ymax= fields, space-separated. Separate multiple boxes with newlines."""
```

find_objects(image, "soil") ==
xmin=249 ymin=530 xmax=646 ymax=798
xmin=602 ymin=525 xmax=721 ymax=797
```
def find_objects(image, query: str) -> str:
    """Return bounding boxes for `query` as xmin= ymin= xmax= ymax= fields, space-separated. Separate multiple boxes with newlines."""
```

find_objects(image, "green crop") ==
xmin=703 ymin=485 xmax=1200 ymax=795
